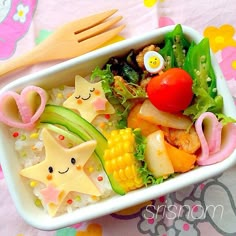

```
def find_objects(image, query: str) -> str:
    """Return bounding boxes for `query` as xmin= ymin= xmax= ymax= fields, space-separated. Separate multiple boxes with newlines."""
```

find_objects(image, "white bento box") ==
xmin=0 ymin=25 xmax=235 ymax=230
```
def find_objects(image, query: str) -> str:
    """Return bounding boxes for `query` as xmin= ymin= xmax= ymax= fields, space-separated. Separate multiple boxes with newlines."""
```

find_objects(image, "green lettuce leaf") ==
xmin=91 ymin=64 xmax=114 ymax=100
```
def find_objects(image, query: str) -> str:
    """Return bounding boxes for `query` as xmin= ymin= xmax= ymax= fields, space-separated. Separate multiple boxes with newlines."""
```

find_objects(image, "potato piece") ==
xmin=127 ymin=103 xmax=160 ymax=136
xmin=139 ymin=99 xmax=192 ymax=130
xmin=145 ymin=130 xmax=174 ymax=178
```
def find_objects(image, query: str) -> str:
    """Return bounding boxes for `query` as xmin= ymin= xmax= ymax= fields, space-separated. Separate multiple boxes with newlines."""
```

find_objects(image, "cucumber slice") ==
xmin=40 ymin=104 xmax=125 ymax=195
xmin=38 ymin=123 xmax=84 ymax=144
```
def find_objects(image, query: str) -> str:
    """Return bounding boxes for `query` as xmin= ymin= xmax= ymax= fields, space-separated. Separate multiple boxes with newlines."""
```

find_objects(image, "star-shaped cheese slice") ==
xmin=20 ymin=128 xmax=101 ymax=216
xmin=63 ymin=75 xmax=115 ymax=122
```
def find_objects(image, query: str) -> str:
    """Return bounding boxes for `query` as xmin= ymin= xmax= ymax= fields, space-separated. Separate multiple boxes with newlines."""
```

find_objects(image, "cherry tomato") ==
xmin=146 ymin=68 xmax=193 ymax=113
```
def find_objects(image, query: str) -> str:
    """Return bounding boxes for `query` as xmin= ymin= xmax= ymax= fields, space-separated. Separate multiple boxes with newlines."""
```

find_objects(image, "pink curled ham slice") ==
xmin=0 ymin=86 xmax=47 ymax=130
xmin=195 ymin=112 xmax=236 ymax=165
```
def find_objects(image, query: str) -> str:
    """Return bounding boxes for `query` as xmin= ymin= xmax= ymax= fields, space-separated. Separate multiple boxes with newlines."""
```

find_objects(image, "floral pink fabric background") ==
xmin=0 ymin=0 xmax=236 ymax=235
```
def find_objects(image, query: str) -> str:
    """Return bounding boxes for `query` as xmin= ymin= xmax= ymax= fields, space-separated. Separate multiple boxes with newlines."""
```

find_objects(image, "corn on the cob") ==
xmin=103 ymin=128 xmax=144 ymax=193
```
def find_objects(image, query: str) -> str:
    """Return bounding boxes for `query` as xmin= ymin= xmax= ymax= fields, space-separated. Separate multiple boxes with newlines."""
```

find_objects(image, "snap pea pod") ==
xmin=184 ymin=38 xmax=217 ymax=98
xmin=160 ymin=24 xmax=190 ymax=69
xmin=183 ymin=38 xmax=224 ymax=119
xmin=158 ymin=39 xmax=175 ymax=70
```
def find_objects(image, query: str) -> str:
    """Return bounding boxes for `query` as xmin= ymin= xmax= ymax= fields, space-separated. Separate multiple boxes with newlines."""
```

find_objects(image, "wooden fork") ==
xmin=0 ymin=9 xmax=125 ymax=77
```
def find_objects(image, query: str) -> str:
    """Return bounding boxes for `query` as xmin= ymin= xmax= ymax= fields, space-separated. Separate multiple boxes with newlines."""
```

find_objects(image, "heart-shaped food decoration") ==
xmin=0 ymin=86 xmax=47 ymax=129
xmin=195 ymin=112 xmax=236 ymax=165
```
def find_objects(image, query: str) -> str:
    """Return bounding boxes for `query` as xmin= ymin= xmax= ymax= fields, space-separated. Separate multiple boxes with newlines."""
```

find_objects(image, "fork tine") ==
xmin=75 ymin=25 xmax=125 ymax=56
xmin=75 ymin=16 xmax=123 ymax=42
xmin=64 ymin=9 xmax=118 ymax=34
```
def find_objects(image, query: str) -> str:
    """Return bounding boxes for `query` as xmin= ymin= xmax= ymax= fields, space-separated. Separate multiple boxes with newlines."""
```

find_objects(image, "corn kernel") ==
xmin=113 ymin=171 xmax=120 ymax=181
xmin=30 ymin=181 xmax=37 ymax=187
xmin=111 ymin=130 xmax=119 ymax=137
xmin=123 ymin=141 xmax=134 ymax=153
xmin=88 ymin=166 xmax=94 ymax=173
xmin=57 ymin=93 xmax=63 ymax=99
xmin=91 ymin=195 xmax=98 ymax=201
xmin=124 ymin=166 xmax=133 ymax=179
xmin=118 ymin=169 xmax=127 ymax=181
xmin=105 ymin=161 xmax=114 ymax=174
xmin=30 ymin=132 xmax=39 ymax=139
xmin=135 ymin=178 xmax=144 ymax=186
xmin=103 ymin=150 xmax=110 ymax=160
xmin=111 ymin=158 xmax=117 ymax=171
xmin=117 ymin=156 xmax=125 ymax=169
xmin=110 ymin=147 xmax=116 ymax=157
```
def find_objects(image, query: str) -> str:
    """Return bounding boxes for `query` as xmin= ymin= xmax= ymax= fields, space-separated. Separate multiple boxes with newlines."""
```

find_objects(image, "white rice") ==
xmin=10 ymin=85 xmax=114 ymax=216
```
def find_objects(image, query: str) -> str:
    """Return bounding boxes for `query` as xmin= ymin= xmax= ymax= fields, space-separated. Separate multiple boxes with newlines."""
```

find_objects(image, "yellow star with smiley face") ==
xmin=20 ymin=128 xmax=101 ymax=216
xmin=63 ymin=75 xmax=115 ymax=122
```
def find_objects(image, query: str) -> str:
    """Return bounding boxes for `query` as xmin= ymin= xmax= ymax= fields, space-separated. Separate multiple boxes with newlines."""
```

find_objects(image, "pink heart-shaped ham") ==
xmin=0 ymin=86 xmax=47 ymax=130
xmin=195 ymin=112 xmax=236 ymax=165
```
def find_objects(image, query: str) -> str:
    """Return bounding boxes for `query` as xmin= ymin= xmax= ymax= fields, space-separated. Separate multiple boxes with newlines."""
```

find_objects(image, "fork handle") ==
xmin=0 ymin=47 xmax=51 ymax=78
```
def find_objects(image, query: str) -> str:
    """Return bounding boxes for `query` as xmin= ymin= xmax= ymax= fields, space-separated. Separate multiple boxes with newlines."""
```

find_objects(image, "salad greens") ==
xmin=91 ymin=64 xmax=114 ymax=102
xmin=91 ymin=64 xmax=146 ymax=106
xmin=91 ymin=63 xmax=146 ymax=128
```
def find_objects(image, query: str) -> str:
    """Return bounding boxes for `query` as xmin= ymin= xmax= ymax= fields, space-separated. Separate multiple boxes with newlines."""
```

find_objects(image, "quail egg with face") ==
xmin=144 ymin=51 xmax=165 ymax=74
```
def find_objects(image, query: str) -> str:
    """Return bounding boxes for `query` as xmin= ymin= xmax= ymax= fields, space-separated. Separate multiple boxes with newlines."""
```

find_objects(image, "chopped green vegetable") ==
xmin=133 ymin=128 xmax=146 ymax=161
xmin=116 ymin=105 xmax=130 ymax=129
xmin=113 ymin=79 xmax=146 ymax=105
xmin=161 ymin=24 xmax=190 ymax=68
xmin=184 ymin=38 xmax=217 ymax=97
xmin=105 ymin=56 xmax=141 ymax=84
xmin=159 ymin=39 xmax=175 ymax=70
xmin=183 ymin=38 xmax=224 ymax=120
xmin=91 ymin=64 xmax=146 ymax=107
xmin=121 ymin=62 xmax=140 ymax=84
xmin=91 ymin=64 xmax=114 ymax=101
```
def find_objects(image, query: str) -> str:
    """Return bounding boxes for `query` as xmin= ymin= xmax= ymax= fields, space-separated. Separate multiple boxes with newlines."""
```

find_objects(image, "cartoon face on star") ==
xmin=63 ymin=75 xmax=115 ymax=122
xmin=75 ymin=87 xmax=99 ymax=101
xmin=20 ymin=129 xmax=100 ymax=216
xmin=46 ymin=156 xmax=80 ymax=183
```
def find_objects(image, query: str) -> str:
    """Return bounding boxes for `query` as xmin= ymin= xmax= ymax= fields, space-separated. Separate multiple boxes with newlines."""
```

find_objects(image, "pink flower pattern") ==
xmin=220 ymin=46 xmax=236 ymax=80
xmin=0 ymin=0 xmax=37 ymax=59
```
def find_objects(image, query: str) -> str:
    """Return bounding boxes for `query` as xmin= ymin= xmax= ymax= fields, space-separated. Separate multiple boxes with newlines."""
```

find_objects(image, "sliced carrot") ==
xmin=165 ymin=141 xmax=197 ymax=173
xmin=127 ymin=103 xmax=160 ymax=136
